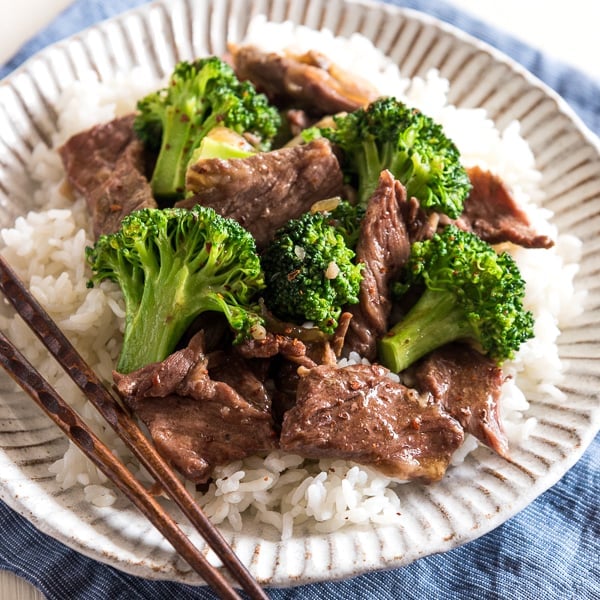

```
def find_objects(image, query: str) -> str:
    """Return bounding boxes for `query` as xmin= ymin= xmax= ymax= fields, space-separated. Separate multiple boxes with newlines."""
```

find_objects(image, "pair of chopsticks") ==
xmin=0 ymin=255 xmax=268 ymax=600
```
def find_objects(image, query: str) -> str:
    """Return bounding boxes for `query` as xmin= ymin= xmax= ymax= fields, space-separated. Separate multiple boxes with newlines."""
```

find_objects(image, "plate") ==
xmin=0 ymin=0 xmax=599 ymax=588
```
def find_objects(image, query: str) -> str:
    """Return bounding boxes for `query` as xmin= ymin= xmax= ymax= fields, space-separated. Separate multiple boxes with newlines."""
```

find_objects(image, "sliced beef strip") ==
xmin=412 ymin=342 xmax=508 ymax=458
xmin=236 ymin=326 xmax=340 ymax=373
xmin=235 ymin=332 xmax=316 ymax=368
xmin=285 ymin=109 xmax=316 ymax=137
xmin=270 ymin=335 xmax=337 ymax=421
xmin=207 ymin=349 xmax=271 ymax=413
xmin=397 ymin=167 xmax=553 ymax=250
xmin=444 ymin=166 xmax=554 ymax=249
xmin=180 ymin=138 xmax=344 ymax=248
xmin=113 ymin=333 xmax=202 ymax=400
xmin=280 ymin=363 xmax=465 ymax=482
xmin=58 ymin=114 xmax=157 ymax=238
xmin=234 ymin=334 xmax=282 ymax=360
xmin=270 ymin=359 xmax=302 ymax=427
xmin=230 ymin=45 xmax=379 ymax=116
xmin=401 ymin=196 xmax=440 ymax=243
xmin=236 ymin=328 xmax=339 ymax=425
xmin=330 ymin=311 xmax=353 ymax=358
xmin=114 ymin=332 xmax=278 ymax=484
xmin=343 ymin=170 xmax=412 ymax=361
xmin=59 ymin=114 xmax=135 ymax=192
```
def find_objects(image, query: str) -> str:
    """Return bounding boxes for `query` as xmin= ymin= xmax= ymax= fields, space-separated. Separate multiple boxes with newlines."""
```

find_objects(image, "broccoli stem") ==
xmin=357 ymin=141 xmax=414 ymax=206
xmin=117 ymin=263 xmax=193 ymax=373
xmin=150 ymin=106 xmax=196 ymax=199
xmin=117 ymin=263 xmax=255 ymax=374
xmin=377 ymin=288 xmax=474 ymax=373
xmin=357 ymin=141 xmax=384 ymax=204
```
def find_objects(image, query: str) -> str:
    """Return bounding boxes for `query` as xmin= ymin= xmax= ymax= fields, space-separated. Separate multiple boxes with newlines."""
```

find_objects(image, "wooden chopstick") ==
xmin=0 ymin=330 xmax=241 ymax=599
xmin=0 ymin=256 xmax=268 ymax=600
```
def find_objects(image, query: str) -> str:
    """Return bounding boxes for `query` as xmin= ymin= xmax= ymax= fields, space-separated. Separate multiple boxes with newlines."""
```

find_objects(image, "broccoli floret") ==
xmin=86 ymin=206 xmax=265 ymax=374
xmin=261 ymin=211 xmax=363 ymax=334
xmin=324 ymin=200 xmax=366 ymax=249
xmin=134 ymin=56 xmax=280 ymax=200
xmin=309 ymin=97 xmax=471 ymax=218
xmin=309 ymin=198 xmax=365 ymax=249
xmin=378 ymin=225 xmax=534 ymax=373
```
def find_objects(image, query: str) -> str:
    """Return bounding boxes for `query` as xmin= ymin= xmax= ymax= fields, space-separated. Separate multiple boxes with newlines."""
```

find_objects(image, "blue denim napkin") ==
xmin=1 ymin=1 xmax=599 ymax=598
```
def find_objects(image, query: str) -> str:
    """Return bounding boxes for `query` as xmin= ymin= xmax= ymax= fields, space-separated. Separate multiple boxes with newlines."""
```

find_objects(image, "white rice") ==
xmin=0 ymin=18 xmax=584 ymax=538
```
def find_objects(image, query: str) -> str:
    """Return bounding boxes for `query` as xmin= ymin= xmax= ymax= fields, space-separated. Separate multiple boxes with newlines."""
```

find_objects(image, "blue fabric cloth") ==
xmin=1 ymin=1 xmax=599 ymax=598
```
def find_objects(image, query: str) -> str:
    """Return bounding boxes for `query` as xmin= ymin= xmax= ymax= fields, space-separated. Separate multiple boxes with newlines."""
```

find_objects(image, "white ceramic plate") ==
xmin=0 ymin=0 xmax=599 ymax=588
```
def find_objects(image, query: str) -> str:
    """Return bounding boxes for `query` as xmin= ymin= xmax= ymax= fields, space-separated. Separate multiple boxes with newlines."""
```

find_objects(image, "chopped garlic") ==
xmin=294 ymin=245 xmax=306 ymax=260
xmin=325 ymin=261 xmax=340 ymax=279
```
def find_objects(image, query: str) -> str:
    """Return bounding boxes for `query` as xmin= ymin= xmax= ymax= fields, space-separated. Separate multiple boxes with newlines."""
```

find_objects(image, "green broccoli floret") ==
xmin=324 ymin=200 xmax=366 ymax=250
xmin=86 ymin=206 xmax=265 ymax=374
xmin=378 ymin=225 xmax=534 ymax=373
xmin=134 ymin=56 xmax=280 ymax=200
xmin=261 ymin=211 xmax=363 ymax=334
xmin=309 ymin=97 xmax=471 ymax=217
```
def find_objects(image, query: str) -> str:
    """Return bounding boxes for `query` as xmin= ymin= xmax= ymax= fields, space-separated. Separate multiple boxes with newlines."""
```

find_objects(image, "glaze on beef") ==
xmin=344 ymin=171 xmax=411 ymax=361
xmin=180 ymin=138 xmax=344 ymax=247
xmin=230 ymin=45 xmax=379 ymax=116
xmin=280 ymin=363 xmax=464 ymax=482
xmin=413 ymin=343 xmax=508 ymax=457
xmin=58 ymin=114 xmax=156 ymax=238
xmin=114 ymin=333 xmax=278 ymax=484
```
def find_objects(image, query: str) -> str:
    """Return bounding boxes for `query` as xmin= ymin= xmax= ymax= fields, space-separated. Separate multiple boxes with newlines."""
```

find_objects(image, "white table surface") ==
xmin=0 ymin=1 xmax=597 ymax=598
